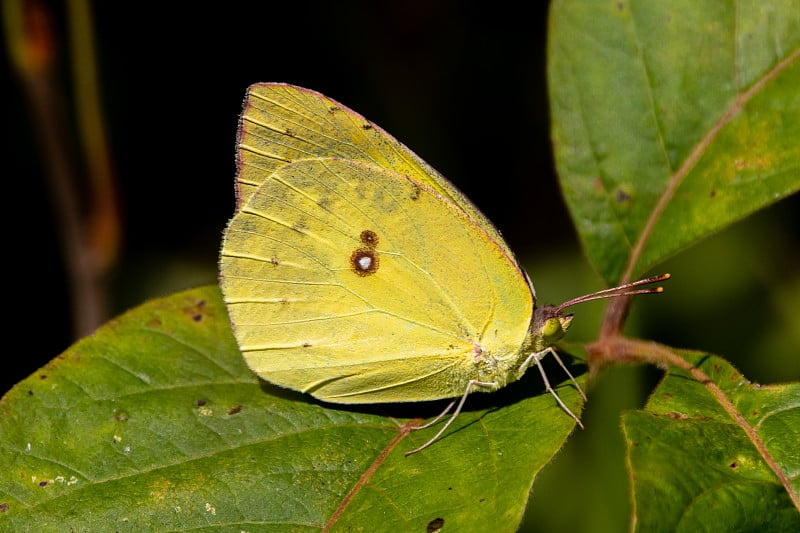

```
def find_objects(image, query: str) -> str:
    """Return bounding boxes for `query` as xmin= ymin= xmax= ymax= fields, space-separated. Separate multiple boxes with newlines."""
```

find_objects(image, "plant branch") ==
xmin=5 ymin=0 xmax=120 ymax=340
xmin=588 ymin=336 xmax=800 ymax=512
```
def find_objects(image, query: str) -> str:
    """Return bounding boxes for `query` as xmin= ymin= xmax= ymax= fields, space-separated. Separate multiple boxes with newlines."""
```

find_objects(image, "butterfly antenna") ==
xmin=555 ymin=273 xmax=670 ymax=313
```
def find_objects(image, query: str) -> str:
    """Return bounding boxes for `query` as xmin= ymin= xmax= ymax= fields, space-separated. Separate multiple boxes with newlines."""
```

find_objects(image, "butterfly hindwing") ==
xmin=220 ymin=158 xmax=533 ymax=403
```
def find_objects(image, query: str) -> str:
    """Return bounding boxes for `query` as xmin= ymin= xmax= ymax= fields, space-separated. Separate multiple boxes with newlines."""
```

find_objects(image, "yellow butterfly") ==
xmin=219 ymin=83 xmax=667 ymax=454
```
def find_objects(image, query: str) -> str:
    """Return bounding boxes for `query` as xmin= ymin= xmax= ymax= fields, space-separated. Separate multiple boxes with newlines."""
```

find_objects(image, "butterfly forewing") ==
xmin=220 ymin=158 xmax=533 ymax=403
xmin=236 ymin=83 xmax=517 ymax=262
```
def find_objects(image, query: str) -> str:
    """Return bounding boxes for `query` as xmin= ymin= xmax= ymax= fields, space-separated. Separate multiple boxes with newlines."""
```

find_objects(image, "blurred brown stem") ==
xmin=5 ymin=0 xmax=120 ymax=341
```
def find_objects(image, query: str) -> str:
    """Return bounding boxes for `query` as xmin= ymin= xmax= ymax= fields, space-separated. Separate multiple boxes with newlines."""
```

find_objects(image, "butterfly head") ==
xmin=530 ymin=306 xmax=574 ymax=350
xmin=528 ymin=273 xmax=670 ymax=351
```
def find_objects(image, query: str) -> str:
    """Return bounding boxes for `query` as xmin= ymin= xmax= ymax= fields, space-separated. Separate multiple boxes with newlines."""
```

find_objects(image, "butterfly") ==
xmin=219 ymin=83 xmax=667 ymax=454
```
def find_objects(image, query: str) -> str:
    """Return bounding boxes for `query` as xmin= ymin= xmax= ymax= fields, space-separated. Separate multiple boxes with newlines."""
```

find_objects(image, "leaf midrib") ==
xmin=621 ymin=46 xmax=800 ymax=286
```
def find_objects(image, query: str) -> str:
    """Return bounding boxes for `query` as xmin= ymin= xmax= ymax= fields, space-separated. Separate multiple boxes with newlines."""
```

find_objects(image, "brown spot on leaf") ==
xmin=39 ymin=374 xmax=47 ymax=380
xmin=0 ymin=503 xmax=8 ymax=512
xmin=362 ymin=123 xmax=373 ymax=130
xmin=616 ymin=189 xmax=631 ymax=202
xmin=302 ymin=342 xmax=312 ymax=348
xmin=427 ymin=517 xmax=444 ymax=533
xmin=328 ymin=106 xmax=340 ymax=114
xmin=227 ymin=405 xmax=242 ymax=415
xmin=39 ymin=481 xmax=47 ymax=487
xmin=196 ymin=399 xmax=207 ymax=406
xmin=666 ymin=412 xmax=688 ymax=419
xmin=729 ymin=461 xmax=739 ymax=470
xmin=184 ymin=299 xmax=209 ymax=323
xmin=115 ymin=413 xmax=129 ymax=422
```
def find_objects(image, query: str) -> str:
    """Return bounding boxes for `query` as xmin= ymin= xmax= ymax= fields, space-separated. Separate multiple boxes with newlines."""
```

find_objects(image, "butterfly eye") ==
xmin=542 ymin=316 xmax=565 ymax=341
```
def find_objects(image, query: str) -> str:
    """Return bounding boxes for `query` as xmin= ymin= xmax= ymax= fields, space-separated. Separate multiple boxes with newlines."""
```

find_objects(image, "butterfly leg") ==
xmin=546 ymin=347 xmax=587 ymax=402
xmin=404 ymin=380 xmax=495 ymax=456
xmin=412 ymin=400 xmax=456 ymax=431
xmin=519 ymin=347 xmax=586 ymax=429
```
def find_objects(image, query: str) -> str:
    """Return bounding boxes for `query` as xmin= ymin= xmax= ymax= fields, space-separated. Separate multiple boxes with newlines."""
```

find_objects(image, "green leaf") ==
xmin=0 ymin=286 xmax=584 ymax=532
xmin=623 ymin=351 xmax=800 ymax=531
xmin=548 ymin=0 xmax=800 ymax=282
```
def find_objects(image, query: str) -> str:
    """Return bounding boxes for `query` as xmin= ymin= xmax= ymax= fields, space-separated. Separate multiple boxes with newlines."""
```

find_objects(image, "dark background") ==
xmin=5 ymin=2 xmax=563 ymax=387
xmin=4 ymin=2 xmax=798 ymax=531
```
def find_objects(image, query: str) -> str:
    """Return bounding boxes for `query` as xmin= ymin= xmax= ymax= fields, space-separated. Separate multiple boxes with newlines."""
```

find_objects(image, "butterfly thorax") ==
xmin=466 ymin=305 xmax=571 ymax=391
xmin=494 ymin=305 xmax=576 ymax=381
xmin=463 ymin=344 xmax=512 ymax=391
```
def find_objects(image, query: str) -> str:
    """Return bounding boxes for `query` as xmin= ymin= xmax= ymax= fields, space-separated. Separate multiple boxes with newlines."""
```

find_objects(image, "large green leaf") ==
xmin=548 ymin=0 xmax=800 ymax=282
xmin=0 ymin=286 xmax=583 ymax=531
xmin=623 ymin=351 xmax=800 ymax=531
